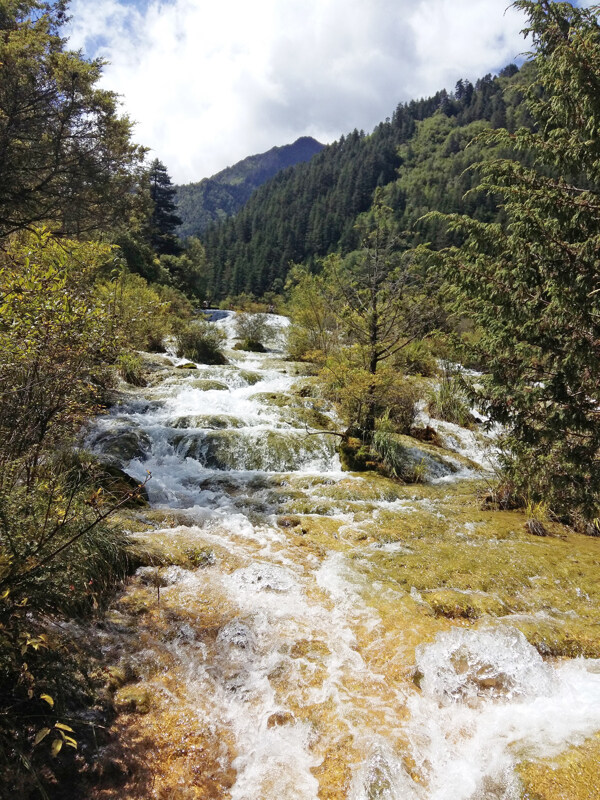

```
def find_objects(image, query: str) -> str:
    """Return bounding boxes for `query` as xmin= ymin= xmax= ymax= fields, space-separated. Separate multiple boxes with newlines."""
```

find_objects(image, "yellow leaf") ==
xmin=34 ymin=727 xmax=51 ymax=746
xmin=51 ymin=738 xmax=63 ymax=757
xmin=40 ymin=693 xmax=54 ymax=708
xmin=64 ymin=737 xmax=77 ymax=749
xmin=54 ymin=723 xmax=73 ymax=732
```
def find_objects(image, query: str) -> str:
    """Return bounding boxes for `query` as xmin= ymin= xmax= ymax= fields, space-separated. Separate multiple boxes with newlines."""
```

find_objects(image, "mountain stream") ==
xmin=87 ymin=313 xmax=600 ymax=800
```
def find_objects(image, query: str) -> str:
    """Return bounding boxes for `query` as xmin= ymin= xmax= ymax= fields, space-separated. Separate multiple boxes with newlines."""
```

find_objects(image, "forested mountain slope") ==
xmin=175 ymin=136 xmax=324 ymax=238
xmin=201 ymin=63 xmax=535 ymax=299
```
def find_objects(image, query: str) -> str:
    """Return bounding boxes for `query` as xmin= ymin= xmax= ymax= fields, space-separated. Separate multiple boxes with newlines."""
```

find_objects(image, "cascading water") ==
xmin=87 ymin=312 xmax=600 ymax=800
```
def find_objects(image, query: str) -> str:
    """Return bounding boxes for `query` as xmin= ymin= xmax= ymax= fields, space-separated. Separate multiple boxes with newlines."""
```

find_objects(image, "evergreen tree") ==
xmin=148 ymin=158 xmax=182 ymax=255
xmin=0 ymin=0 xmax=145 ymax=238
xmin=434 ymin=0 xmax=600 ymax=528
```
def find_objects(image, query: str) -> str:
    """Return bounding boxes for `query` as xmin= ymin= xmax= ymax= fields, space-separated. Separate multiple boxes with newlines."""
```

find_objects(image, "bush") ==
xmin=176 ymin=320 xmax=227 ymax=364
xmin=234 ymin=312 xmax=270 ymax=351
xmin=0 ymin=230 xmax=118 ymax=471
xmin=96 ymin=272 xmax=172 ymax=352
xmin=394 ymin=340 xmax=438 ymax=377
xmin=116 ymin=353 xmax=146 ymax=386
xmin=322 ymin=349 xmax=425 ymax=437
xmin=155 ymin=283 xmax=194 ymax=319
xmin=286 ymin=266 xmax=341 ymax=361
xmin=0 ymin=454 xmax=142 ymax=798
xmin=386 ymin=379 xmax=421 ymax=434
xmin=428 ymin=363 xmax=475 ymax=428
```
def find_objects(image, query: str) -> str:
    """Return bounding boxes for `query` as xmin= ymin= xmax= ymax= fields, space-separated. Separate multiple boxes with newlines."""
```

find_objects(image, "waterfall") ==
xmin=87 ymin=311 xmax=600 ymax=800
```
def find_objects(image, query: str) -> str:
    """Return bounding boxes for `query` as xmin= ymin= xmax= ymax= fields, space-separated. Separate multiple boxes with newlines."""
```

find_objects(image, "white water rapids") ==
xmin=88 ymin=312 xmax=600 ymax=800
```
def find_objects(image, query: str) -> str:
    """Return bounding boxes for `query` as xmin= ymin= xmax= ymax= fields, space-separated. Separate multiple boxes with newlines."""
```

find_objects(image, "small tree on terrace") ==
xmin=324 ymin=199 xmax=440 ymax=434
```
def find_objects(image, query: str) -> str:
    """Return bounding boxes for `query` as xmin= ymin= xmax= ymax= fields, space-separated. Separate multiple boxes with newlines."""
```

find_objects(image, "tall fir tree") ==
xmin=148 ymin=158 xmax=182 ymax=255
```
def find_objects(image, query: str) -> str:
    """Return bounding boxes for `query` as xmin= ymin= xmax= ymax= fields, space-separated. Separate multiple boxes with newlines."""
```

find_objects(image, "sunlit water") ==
xmin=88 ymin=313 xmax=600 ymax=799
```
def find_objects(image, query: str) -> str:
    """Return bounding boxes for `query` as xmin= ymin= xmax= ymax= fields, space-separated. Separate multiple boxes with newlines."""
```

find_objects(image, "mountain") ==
xmin=174 ymin=136 xmax=324 ymax=238
xmin=199 ymin=64 xmax=534 ymax=299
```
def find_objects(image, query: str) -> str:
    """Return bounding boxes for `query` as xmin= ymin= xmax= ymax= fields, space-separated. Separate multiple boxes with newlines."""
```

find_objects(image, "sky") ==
xmin=67 ymin=0 xmax=536 ymax=185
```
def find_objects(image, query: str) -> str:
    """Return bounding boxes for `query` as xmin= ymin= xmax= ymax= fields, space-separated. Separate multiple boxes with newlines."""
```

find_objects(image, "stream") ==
xmin=87 ymin=312 xmax=600 ymax=800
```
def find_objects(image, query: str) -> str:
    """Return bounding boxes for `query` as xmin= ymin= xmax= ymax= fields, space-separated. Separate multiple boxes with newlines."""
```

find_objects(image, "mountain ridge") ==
xmin=175 ymin=136 xmax=324 ymax=238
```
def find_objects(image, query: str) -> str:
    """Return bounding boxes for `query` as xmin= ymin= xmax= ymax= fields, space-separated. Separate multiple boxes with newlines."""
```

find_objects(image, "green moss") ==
xmin=190 ymin=379 xmax=229 ymax=391
xmin=340 ymin=437 xmax=380 ymax=472
xmin=239 ymin=370 xmax=262 ymax=385
xmin=168 ymin=414 xmax=243 ymax=429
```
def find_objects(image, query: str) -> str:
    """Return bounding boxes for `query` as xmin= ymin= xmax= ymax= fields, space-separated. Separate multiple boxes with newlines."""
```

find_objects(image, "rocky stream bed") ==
xmin=84 ymin=312 xmax=600 ymax=800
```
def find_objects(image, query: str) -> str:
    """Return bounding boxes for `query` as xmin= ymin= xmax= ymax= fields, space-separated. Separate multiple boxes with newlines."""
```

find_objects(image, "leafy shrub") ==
xmin=428 ymin=363 xmax=474 ymax=428
xmin=0 ymin=455 xmax=142 ymax=797
xmin=234 ymin=312 xmax=270 ymax=351
xmin=155 ymin=283 xmax=194 ymax=319
xmin=386 ymin=379 xmax=421 ymax=433
xmin=218 ymin=292 xmax=263 ymax=312
xmin=0 ymin=230 xmax=118 ymax=470
xmin=371 ymin=417 xmax=426 ymax=483
xmin=116 ymin=353 xmax=146 ymax=386
xmin=176 ymin=320 xmax=227 ymax=364
xmin=322 ymin=348 xmax=425 ymax=437
xmin=394 ymin=340 xmax=438 ymax=377
xmin=96 ymin=271 xmax=172 ymax=352
xmin=286 ymin=267 xmax=340 ymax=361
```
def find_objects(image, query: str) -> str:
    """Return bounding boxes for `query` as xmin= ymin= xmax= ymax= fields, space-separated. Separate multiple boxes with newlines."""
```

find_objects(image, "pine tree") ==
xmin=435 ymin=0 xmax=600 ymax=528
xmin=148 ymin=158 xmax=182 ymax=255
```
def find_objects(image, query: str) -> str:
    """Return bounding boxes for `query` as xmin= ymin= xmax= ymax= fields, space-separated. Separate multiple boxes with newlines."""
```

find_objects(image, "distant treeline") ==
xmin=199 ymin=63 xmax=535 ymax=299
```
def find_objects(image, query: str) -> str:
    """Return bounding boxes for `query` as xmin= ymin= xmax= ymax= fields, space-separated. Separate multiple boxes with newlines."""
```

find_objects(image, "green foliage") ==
xmin=0 ymin=0 xmax=146 ymax=238
xmin=428 ymin=363 xmax=475 ymax=428
xmin=0 ymin=462 xmax=137 ymax=797
xmin=158 ymin=237 xmax=209 ymax=299
xmin=200 ymin=66 xmax=533 ymax=299
xmin=286 ymin=266 xmax=341 ymax=361
xmin=95 ymin=271 xmax=172 ymax=352
xmin=175 ymin=320 xmax=227 ymax=365
xmin=386 ymin=381 xmax=422 ymax=434
xmin=154 ymin=283 xmax=194 ymax=319
xmin=0 ymin=230 xmax=145 ymax=795
xmin=0 ymin=230 xmax=118 ymax=473
xmin=116 ymin=353 xmax=146 ymax=386
xmin=372 ymin=420 xmax=426 ymax=483
xmin=323 ymin=352 xmax=422 ymax=436
xmin=148 ymin=159 xmax=182 ymax=255
xmin=234 ymin=312 xmax=270 ymax=351
xmin=433 ymin=0 xmax=600 ymax=527
xmin=318 ymin=200 xmax=439 ymax=434
xmin=394 ymin=339 xmax=439 ymax=377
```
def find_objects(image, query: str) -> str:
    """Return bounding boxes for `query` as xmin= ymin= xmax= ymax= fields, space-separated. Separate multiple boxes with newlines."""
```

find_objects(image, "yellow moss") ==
xmin=114 ymin=683 xmax=153 ymax=714
xmin=423 ymin=588 xmax=507 ymax=619
xmin=518 ymin=733 xmax=600 ymax=799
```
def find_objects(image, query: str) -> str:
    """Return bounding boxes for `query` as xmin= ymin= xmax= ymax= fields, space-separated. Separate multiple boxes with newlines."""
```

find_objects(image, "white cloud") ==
xmin=67 ymin=0 xmax=529 ymax=184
